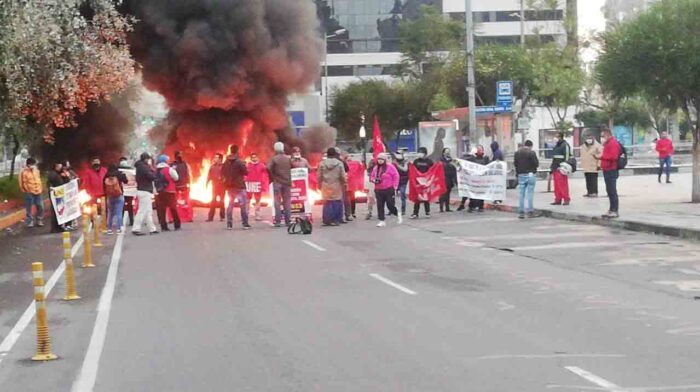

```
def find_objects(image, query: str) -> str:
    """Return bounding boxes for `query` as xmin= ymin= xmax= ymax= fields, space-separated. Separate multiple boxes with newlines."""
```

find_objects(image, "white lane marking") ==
xmin=369 ymin=273 xmax=417 ymax=295
xmin=654 ymin=280 xmax=700 ymax=292
xmin=475 ymin=353 xmax=625 ymax=360
xmin=464 ymin=232 xmax=603 ymax=241
xmin=565 ymin=366 xmax=627 ymax=392
xmin=601 ymin=255 xmax=700 ymax=266
xmin=533 ymin=224 xmax=603 ymax=231
xmin=510 ymin=242 xmax=630 ymax=251
xmin=639 ymin=385 xmax=700 ymax=391
xmin=0 ymin=234 xmax=84 ymax=365
xmin=302 ymin=240 xmax=326 ymax=252
xmin=72 ymin=232 xmax=125 ymax=392
xmin=495 ymin=301 xmax=515 ymax=311
xmin=422 ymin=218 xmax=517 ymax=227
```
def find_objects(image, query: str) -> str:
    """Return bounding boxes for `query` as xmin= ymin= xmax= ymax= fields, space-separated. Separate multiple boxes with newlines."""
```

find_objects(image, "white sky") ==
xmin=577 ymin=0 xmax=607 ymax=63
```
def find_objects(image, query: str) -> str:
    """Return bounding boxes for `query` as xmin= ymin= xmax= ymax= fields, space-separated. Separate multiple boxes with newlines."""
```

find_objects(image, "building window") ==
xmin=325 ymin=66 xmax=355 ymax=77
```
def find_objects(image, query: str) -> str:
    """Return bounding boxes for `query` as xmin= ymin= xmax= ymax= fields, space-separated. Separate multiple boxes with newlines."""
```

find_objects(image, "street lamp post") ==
xmin=324 ymin=29 xmax=347 ymax=124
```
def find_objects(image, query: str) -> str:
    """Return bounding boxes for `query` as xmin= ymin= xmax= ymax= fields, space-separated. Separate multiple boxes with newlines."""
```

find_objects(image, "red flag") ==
xmin=372 ymin=116 xmax=386 ymax=159
xmin=346 ymin=160 xmax=366 ymax=192
xmin=408 ymin=162 xmax=446 ymax=203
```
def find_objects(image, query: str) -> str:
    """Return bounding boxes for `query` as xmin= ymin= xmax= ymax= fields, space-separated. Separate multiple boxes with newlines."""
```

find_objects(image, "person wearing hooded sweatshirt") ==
xmin=550 ymin=132 xmax=572 ymax=205
xmin=394 ymin=153 xmax=410 ymax=216
xmin=439 ymin=148 xmax=457 ymax=213
xmin=267 ymin=141 xmax=292 ymax=227
xmin=318 ymin=147 xmax=346 ymax=226
xmin=466 ymin=145 xmax=490 ymax=212
xmin=371 ymin=153 xmax=401 ymax=227
xmin=410 ymin=147 xmax=433 ymax=219
xmin=222 ymin=145 xmax=250 ymax=230
xmin=19 ymin=157 xmax=44 ymax=228
xmin=103 ymin=164 xmax=128 ymax=234
xmin=132 ymin=153 xmax=158 ymax=236
xmin=155 ymin=154 xmax=181 ymax=232
xmin=581 ymin=136 xmax=602 ymax=197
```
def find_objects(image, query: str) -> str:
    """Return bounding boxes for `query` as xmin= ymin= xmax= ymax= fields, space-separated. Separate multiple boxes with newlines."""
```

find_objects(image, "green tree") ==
xmin=329 ymin=80 xmax=403 ymax=140
xmin=597 ymin=0 xmax=700 ymax=201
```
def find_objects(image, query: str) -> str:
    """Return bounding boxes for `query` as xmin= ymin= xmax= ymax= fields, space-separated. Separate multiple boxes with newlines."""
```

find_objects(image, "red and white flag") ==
xmin=408 ymin=163 xmax=447 ymax=203
xmin=372 ymin=116 xmax=386 ymax=159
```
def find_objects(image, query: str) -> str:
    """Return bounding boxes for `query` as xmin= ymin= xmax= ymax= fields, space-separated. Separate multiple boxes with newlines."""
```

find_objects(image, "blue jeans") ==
xmin=518 ymin=174 xmax=537 ymax=214
xmin=273 ymin=183 xmax=292 ymax=225
xmin=226 ymin=188 xmax=249 ymax=226
xmin=107 ymin=195 xmax=125 ymax=230
xmin=24 ymin=193 xmax=44 ymax=223
xmin=659 ymin=156 xmax=672 ymax=178
xmin=397 ymin=183 xmax=407 ymax=214
xmin=603 ymin=170 xmax=619 ymax=213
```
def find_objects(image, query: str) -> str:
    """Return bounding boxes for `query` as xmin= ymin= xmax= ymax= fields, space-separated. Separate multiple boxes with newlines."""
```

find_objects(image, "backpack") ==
xmin=154 ymin=168 xmax=168 ymax=192
xmin=617 ymin=143 xmax=628 ymax=170
xmin=104 ymin=176 xmax=123 ymax=197
xmin=565 ymin=143 xmax=577 ymax=173
xmin=287 ymin=216 xmax=313 ymax=235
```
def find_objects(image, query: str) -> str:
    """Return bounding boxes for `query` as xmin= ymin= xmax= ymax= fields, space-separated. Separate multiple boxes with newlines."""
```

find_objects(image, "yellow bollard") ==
xmin=31 ymin=262 xmax=58 ymax=361
xmin=62 ymin=232 xmax=80 ymax=300
xmin=99 ymin=197 xmax=108 ymax=232
xmin=92 ymin=208 xmax=103 ymax=248
xmin=82 ymin=210 xmax=95 ymax=268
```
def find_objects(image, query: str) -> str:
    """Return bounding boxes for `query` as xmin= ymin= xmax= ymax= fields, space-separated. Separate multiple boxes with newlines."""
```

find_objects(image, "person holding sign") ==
xmin=246 ymin=152 xmax=269 ymax=221
xmin=48 ymin=162 xmax=69 ymax=233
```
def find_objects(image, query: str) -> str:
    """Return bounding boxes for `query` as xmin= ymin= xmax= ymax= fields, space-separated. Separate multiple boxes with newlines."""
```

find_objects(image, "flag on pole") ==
xmin=372 ymin=116 xmax=386 ymax=159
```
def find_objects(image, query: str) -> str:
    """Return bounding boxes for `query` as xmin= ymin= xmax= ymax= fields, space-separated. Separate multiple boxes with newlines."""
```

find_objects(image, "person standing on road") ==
xmin=490 ymin=141 xmax=505 ymax=162
xmin=291 ymin=147 xmax=310 ymax=169
xmin=466 ymin=145 xmax=490 ymax=213
xmin=394 ymin=153 xmax=409 ymax=216
xmin=19 ymin=157 xmax=44 ymax=228
xmin=132 ymin=153 xmax=159 ymax=236
xmin=103 ymin=164 xmax=128 ymax=234
xmin=550 ymin=132 xmax=572 ymax=206
xmin=600 ymin=128 xmax=622 ymax=219
xmin=206 ymin=153 xmax=225 ymax=222
xmin=246 ymin=152 xmax=268 ymax=222
xmin=365 ymin=159 xmax=377 ymax=220
xmin=118 ymin=157 xmax=136 ymax=227
xmin=268 ymin=142 xmax=292 ymax=227
xmin=155 ymin=154 xmax=181 ymax=232
xmin=318 ymin=147 xmax=346 ymax=226
xmin=342 ymin=152 xmax=358 ymax=221
xmin=656 ymin=131 xmax=674 ymax=184
xmin=439 ymin=148 xmax=457 ymax=213
xmin=514 ymin=140 xmax=539 ymax=219
xmin=62 ymin=160 xmax=80 ymax=230
xmin=581 ymin=136 xmax=602 ymax=197
xmin=371 ymin=153 xmax=401 ymax=227
xmin=48 ymin=162 xmax=68 ymax=233
xmin=222 ymin=145 xmax=250 ymax=231
xmin=410 ymin=147 xmax=433 ymax=219
xmin=84 ymin=156 xmax=108 ymax=216
xmin=172 ymin=151 xmax=191 ymax=193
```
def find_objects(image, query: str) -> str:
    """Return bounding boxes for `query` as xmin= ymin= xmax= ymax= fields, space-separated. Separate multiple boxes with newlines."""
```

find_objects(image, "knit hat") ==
xmin=157 ymin=154 xmax=169 ymax=164
xmin=377 ymin=152 xmax=389 ymax=161
xmin=274 ymin=142 xmax=285 ymax=153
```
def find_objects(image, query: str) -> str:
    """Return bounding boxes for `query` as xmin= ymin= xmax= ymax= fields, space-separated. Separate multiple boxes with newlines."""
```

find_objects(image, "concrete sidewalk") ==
xmin=496 ymin=172 xmax=700 ymax=240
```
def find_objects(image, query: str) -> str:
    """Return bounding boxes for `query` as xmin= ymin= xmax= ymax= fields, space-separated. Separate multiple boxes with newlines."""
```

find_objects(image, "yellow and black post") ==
xmin=82 ymin=208 xmax=95 ymax=268
xmin=31 ymin=262 xmax=57 ymax=361
xmin=92 ymin=208 xmax=103 ymax=248
xmin=62 ymin=232 xmax=80 ymax=300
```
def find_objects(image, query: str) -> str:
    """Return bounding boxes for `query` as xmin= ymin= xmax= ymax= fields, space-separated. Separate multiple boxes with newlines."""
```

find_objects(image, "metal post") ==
xmin=465 ymin=0 xmax=478 ymax=144
xmin=324 ymin=33 xmax=329 ymax=123
xmin=520 ymin=0 xmax=525 ymax=48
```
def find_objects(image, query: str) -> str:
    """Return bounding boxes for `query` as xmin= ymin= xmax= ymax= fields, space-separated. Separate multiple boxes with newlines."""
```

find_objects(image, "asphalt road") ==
xmin=2 ymin=206 xmax=700 ymax=391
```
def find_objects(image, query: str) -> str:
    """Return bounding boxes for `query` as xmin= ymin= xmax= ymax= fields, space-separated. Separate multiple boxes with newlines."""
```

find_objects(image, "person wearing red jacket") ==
xmin=655 ymin=131 xmax=674 ymax=184
xmin=600 ymin=129 xmax=622 ymax=219
xmin=83 ymin=156 xmax=108 ymax=216
xmin=246 ymin=152 xmax=269 ymax=221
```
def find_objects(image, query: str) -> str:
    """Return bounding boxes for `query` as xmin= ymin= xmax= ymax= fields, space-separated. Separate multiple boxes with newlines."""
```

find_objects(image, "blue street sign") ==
xmin=497 ymin=80 xmax=514 ymax=106
xmin=475 ymin=105 xmax=512 ymax=114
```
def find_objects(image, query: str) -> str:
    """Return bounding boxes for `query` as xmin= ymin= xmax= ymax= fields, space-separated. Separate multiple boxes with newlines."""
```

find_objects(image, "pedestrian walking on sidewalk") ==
xmin=132 ymin=153 xmax=159 ymax=236
xmin=104 ymin=164 xmax=128 ymax=234
xmin=318 ymin=147 xmax=346 ymax=226
xmin=466 ymin=146 xmax=490 ymax=213
xmin=600 ymin=128 xmax=622 ymax=219
xmin=514 ymin=140 xmax=539 ymax=219
xmin=439 ymin=148 xmax=457 ymax=213
xmin=155 ymin=154 xmax=181 ymax=232
xmin=268 ymin=142 xmax=292 ymax=227
xmin=655 ymin=131 xmax=674 ymax=184
xmin=550 ymin=132 xmax=572 ymax=206
xmin=19 ymin=157 xmax=44 ymax=228
xmin=581 ymin=136 xmax=602 ymax=197
xmin=410 ymin=147 xmax=433 ymax=219
xmin=371 ymin=153 xmax=401 ymax=227
xmin=222 ymin=145 xmax=250 ymax=231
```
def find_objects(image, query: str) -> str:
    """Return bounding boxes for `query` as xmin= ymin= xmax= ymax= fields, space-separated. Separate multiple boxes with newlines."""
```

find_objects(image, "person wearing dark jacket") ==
xmin=491 ymin=141 xmax=504 ymax=162
xmin=394 ymin=153 xmax=410 ymax=215
xmin=466 ymin=145 xmax=490 ymax=212
xmin=410 ymin=147 xmax=434 ymax=219
xmin=172 ymin=151 xmax=191 ymax=191
xmin=514 ymin=140 xmax=539 ymax=219
xmin=103 ymin=164 xmax=128 ymax=234
xmin=206 ymin=153 xmax=225 ymax=222
xmin=48 ymin=162 xmax=69 ymax=233
xmin=267 ymin=142 xmax=292 ymax=227
xmin=550 ymin=132 xmax=572 ymax=205
xmin=221 ymin=145 xmax=250 ymax=230
xmin=439 ymin=148 xmax=457 ymax=213
xmin=132 ymin=153 xmax=159 ymax=235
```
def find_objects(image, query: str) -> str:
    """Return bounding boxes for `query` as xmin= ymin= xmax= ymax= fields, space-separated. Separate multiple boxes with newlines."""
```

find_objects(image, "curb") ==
xmin=0 ymin=209 xmax=26 ymax=231
xmin=489 ymin=203 xmax=700 ymax=241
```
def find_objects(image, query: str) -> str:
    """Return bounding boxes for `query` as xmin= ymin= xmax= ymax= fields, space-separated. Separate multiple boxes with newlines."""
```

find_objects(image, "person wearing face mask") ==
xmin=291 ymin=147 xmax=310 ymax=169
xmin=206 ymin=153 xmax=225 ymax=222
xmin=465 ymin=145 xmax=490 ymax=212
xmin=19 ymin=158 xmax=44 ymax=228
xmin=655 ymin=131 xmax=674 ymax=183
xmin=371 ymin=153 xmax=401 ymax=227
xmin=581 ymin=135 xmax=602 ymax=197
xmin=132 ymin=152 xmax=159 ymax=236
xmin=550 ymin=132 xmax=572 ymax=206
xmin=246 ymin=152 xmax=269 ymax=221
xmin=410 ymin=147 xmax=434 ymax=219
xmin=48 ymin=162 xmax=69 ymax=233
xmin=600 ymin=128 xmax=622 ymax=219
xmin=439 ymin=148 xmax=457 ymax=213
xmin=84 ymin=156 xmax=108 ymax=215
xmin=394 ymin=153 xmax=410 ymax=216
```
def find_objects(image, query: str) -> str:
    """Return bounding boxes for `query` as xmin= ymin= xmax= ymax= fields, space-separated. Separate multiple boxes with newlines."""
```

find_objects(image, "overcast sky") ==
xmin=578 ymin=0 xmax=606 ymax=63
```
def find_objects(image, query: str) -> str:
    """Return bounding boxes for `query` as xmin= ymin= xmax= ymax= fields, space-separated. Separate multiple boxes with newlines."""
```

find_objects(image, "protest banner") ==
xmin=119 ymin=168 xmax=137 ymax=198
xmin=455 ymin=159 xmax=507 ymax=201
xmin=408 ymin=163 xmax=446 ymax=203
xmin=290 ymin=168 xmax=311 ymax=216
xmin=50 ymin=179 xmax=81 ymax=225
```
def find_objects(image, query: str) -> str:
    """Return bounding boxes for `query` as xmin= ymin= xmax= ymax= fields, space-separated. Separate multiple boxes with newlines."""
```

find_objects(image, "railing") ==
xmin=528 ymin=142 xmax=694 ymax=169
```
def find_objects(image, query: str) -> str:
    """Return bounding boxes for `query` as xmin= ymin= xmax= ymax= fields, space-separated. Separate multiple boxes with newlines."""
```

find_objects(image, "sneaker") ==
xmin=467 ymin=208 xmax=474 ymax=213
xmin=330 ymin=222 xmax=340 ymax=227
xmin=132 ymin=231 xmax=145 ymax=236
xmin=116 ymin=229 xmax=123 ymax=234
xmin=227 ymin=222 xmax=233 ymax=230
xmin=397 ymin=214 xmax=403 ymax=225
xmin=36 ymin=220 xmax=44 ymax=227
xmin=205 ymin=218 xmax=214 ymax=222
xmin=457 ymin=205 xmax=465 ymax=211
xmin=666 ymin=179 xmax=672 ymax=184
xmin=518 ymin=213 xmax=525 ymax=219
xmin=425 ymin=213 xmax=431 ymax=218
xmin=410 ymin=214 xmax=418 ymax=219
xmin=149 ymin=231 xmax=160 ymax=235
xmin=242 ymin=224 xmax=252 ymax=230
xmin=376 ymin=221 xmax=386 ymax=227
xmin=527 ymin=212 xmax=535 ymax=218
xmin=26 ymin=221 xmax=35 ymax=228
xmin=345 ymin=216 xmax=354 ymax=222
xmin=255 ymin=216 xmax=263 ymax=221
xmin=563 ymin=201 xmax=570 ymax=206
xmin=583 ymin=194 xmax=591 ymax=198
xmin=550 ymin=201 xmax=562 ymax=205
xmin=106 ymin=229 xmax=114 ymax=235
xmin=274 ymin=222 xmax=282 ymax=228
xmin=365 ymin=214 xmax=372 ymax=220
xmin=340 ymin=220 xmax=348 ymax=224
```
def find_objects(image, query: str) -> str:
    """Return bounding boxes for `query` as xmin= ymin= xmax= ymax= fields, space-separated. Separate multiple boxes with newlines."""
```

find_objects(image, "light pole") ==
xmin=359 ymin=114 xmax=367 ymax=166
xmin=324 ymin=28 xmax=347 ymax=124
xmin=465 ymin=0 xmax=478 ymax=144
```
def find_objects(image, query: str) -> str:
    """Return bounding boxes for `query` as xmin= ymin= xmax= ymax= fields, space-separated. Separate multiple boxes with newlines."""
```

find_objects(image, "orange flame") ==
xmin=190 ymin=158 xmax=213 ymax=203
xmin=78 ymin=190 xmax=91 ymax=205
